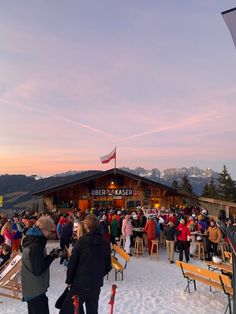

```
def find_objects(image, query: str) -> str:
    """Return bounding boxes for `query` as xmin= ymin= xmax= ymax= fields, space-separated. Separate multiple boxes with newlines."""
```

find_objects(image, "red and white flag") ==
xmin=222 ymin=7 xmax=236 ymax=48
xmin=100 ymin=147 xmax=116 ymax=164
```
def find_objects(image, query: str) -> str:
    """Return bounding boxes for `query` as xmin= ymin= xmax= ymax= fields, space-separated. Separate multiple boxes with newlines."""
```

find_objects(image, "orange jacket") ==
xmin=207 ymin=226 xmax=222 ymax=243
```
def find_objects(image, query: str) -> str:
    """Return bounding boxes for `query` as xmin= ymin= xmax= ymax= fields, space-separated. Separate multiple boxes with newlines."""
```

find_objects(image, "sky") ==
xmin=1 ymin=1 xmax=236 ymax=178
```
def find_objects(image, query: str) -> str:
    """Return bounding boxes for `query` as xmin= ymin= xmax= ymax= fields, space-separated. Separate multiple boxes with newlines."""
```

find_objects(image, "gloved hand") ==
xmin=49 ymin=247 xmax=64 ymax=259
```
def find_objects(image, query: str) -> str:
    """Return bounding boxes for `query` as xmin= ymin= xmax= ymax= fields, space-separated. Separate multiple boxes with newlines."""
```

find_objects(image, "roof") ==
xmin=32 ymin=170 xmax=102 ymax=196
xmin=198 ymin=196 xmax=236 ymax=207
xmin=32 ymin=168 xmax=177 ymax=196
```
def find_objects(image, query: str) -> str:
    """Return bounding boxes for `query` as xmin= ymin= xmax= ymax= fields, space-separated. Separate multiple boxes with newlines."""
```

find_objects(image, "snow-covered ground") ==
xmin=0 ymin=241 xmax=228 ymax=314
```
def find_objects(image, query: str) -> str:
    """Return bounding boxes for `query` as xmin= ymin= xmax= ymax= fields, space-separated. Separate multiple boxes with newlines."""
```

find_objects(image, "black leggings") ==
xmin=206 ymin=239 xmax=218 ymax=256
xmin=110 ymin=235 xmax=117 ymax=245
xmin=60 ymin=288 xmax=101 ymax=314
xmin=178 ymin=240 xmax=189 ymax=262
xmin=27 ymin=293 xmax=49 ymax=314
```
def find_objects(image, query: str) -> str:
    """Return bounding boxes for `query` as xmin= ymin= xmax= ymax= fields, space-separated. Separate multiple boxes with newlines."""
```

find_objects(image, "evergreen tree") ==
xmin=180 ymin=175 xmax=193 ymax=194
xmin=208 ymin=177 xmax=218 ymax=198
xmin=202 ymin=183 xmax=210 ymax=197
xmin=217 ymin=165 xmax=236 ymax=201
xmin=171 ymin=179 xmax=179 ymax=189
xmin=202 ymin=178 xmax=218 ymax=198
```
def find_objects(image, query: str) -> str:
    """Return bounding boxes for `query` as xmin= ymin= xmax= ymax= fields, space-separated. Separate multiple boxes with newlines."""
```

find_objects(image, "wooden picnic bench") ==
xmin=110 ymin=244 xmax=130 ymax=281
xmin=205 ymin=261 xmax=232 ymax=275
xmin=176 ymin=260 xmax=233 ymax=314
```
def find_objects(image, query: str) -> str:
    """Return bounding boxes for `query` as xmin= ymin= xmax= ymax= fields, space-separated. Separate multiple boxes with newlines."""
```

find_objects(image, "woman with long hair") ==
xmin=1 ymin=221 xmax=14 ymax=248
xmin=76 ymin=221 xmax=86 ymax=240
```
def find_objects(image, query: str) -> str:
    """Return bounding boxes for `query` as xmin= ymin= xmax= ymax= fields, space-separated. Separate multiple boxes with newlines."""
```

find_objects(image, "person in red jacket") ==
xmin=144 ymin=216 xmax=157 ymax=254
xmin=176 ymin=218 xmax=191 ymax=262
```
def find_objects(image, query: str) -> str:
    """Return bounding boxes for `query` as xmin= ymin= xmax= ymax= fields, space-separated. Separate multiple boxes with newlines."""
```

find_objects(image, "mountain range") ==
xmin=0 ymin=166 xmax=219 ymax=210
xmin=121 ymin=166 xmax=219 ymax=194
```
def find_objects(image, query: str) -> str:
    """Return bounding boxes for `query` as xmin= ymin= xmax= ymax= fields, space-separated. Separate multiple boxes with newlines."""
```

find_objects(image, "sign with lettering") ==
xmin=90 ymin=189 xmax=133 ymax=196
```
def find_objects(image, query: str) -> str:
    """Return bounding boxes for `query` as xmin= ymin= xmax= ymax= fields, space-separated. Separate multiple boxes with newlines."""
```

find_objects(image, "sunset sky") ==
xmin=1 ymin=1 xmax=236 ymax=178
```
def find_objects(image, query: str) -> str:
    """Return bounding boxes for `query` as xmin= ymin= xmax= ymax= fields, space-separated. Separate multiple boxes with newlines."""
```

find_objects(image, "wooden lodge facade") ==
xmin=32 ymin=168 xmax=236 ymax=219
xmin=198 ymin=196 xmax=236 ymax=219
xmin=32 ymin=168 xmax=188 ymax=212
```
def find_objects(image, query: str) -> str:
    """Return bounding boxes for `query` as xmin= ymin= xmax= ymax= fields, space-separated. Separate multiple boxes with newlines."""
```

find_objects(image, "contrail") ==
xmin=0 ymin=98 xmax=114 ymax=138
xmin=119 ymin=111 xmax=225 ymax=141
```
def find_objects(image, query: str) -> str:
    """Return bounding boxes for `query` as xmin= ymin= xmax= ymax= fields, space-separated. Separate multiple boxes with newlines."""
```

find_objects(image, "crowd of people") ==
xmin=0 ymin=205 xmax=234 ymax=313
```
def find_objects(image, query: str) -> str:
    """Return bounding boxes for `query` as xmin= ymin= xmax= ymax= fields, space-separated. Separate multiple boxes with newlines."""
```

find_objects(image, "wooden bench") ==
xmin=176 ymin=260 xmax=233 ymax=314
xmin=111 ymin=244 xmax=130 ymax=281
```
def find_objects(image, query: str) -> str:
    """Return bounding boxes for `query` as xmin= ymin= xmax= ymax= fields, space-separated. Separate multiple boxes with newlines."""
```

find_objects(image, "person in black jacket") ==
xmin=21 ymin=216 xmax=61 ymax=314
xmin=164 ymin=221 xmax=178 ymax=264
xmin=60 ymin=214 xmax=112 ymax=314
xmin=59 ymin=216 xmax=73 ymax=265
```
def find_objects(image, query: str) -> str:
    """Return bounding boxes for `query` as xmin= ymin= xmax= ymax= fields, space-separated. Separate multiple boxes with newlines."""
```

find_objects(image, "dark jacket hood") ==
xmin=22 ymin=225 xmax=47 ymax=248
xmin=81 ymin=228 xmax=104 ymax=247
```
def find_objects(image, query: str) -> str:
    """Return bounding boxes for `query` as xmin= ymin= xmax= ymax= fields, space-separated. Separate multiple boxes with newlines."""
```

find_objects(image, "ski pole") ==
xmin=72 ymin=294 xmax=79 ymax=314
xmin=108 ymin=284 xmax=117 ymax=314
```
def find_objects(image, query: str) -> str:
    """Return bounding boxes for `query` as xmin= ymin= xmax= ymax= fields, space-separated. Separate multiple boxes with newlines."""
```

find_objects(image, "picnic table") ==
xmin=205 ymin=260 xmax=233 ymax=274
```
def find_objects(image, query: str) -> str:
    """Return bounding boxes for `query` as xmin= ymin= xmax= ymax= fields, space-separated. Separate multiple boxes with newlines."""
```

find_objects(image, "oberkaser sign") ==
xmin=90 ymin=189 xmax=133 ymax=196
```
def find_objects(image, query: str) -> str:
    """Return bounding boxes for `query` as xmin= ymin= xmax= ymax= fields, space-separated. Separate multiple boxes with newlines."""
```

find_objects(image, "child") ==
xmin=0 ymin=244 xmax=12 ymax=267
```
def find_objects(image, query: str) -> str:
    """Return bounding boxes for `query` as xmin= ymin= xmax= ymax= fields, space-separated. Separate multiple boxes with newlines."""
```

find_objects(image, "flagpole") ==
xmin=114 ymin=146 xmax=116 ymax=175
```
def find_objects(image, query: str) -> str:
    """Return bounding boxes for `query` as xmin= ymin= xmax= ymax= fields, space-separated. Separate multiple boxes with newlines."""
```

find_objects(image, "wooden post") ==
xmin=114 ymin=146 xmax=117 ymax=175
